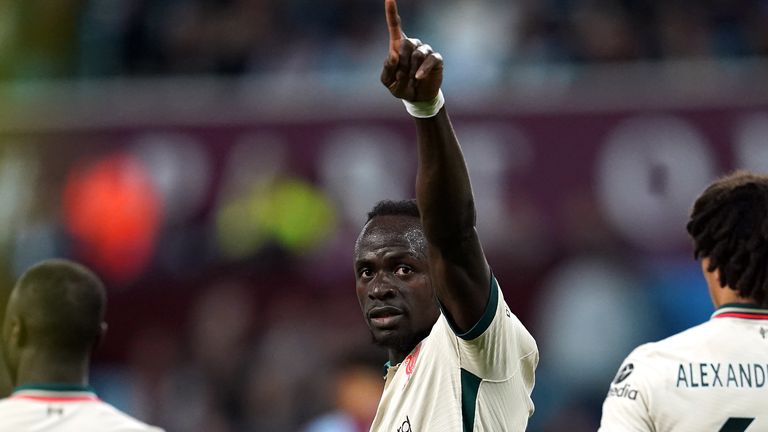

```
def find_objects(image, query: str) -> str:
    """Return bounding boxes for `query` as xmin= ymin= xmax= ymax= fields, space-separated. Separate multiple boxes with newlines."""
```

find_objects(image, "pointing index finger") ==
xmin=386 ymin=0 xmax=405 ymax=59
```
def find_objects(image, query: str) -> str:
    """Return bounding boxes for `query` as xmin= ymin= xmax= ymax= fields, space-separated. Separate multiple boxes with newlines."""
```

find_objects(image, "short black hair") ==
xmin=366 ymin=199 xmax=420 ymax=223
xmin=686 ymin=170 xmax=768 ymax=307
xmin=16 ymin=259 xmax=106 ymax=355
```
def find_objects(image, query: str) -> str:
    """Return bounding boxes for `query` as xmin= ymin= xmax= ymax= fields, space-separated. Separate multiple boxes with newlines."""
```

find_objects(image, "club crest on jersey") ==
xmin=404 ymin=343 xmax=421 ymax=377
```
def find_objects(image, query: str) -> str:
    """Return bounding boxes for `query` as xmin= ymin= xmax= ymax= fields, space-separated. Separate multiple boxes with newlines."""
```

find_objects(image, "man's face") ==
xmin=354 ymin=215 xmax=440 ymax=354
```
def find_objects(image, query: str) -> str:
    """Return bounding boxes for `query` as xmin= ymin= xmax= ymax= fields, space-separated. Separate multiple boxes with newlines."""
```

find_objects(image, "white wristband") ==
xmin=402 ymin=90 xmax=445 ymax=118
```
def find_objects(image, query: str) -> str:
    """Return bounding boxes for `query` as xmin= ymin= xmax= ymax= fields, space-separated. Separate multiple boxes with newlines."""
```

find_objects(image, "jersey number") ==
xmin=719 ymin=418 xmax=754 ymax=432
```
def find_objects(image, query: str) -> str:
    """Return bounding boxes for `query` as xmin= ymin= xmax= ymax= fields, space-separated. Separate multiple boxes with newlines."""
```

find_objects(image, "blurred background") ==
xmin=0 ymin=0 xmax=767 ymax=430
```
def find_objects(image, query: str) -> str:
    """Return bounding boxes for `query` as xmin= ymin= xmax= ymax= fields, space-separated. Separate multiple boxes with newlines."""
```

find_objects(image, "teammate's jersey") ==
xmin=369 ymin=277 xmax=538 ymax=432
xmin=599 ymin=303 xmax=768 ymax=432
xmin=0 ymin=384 xmax=165 ymax=432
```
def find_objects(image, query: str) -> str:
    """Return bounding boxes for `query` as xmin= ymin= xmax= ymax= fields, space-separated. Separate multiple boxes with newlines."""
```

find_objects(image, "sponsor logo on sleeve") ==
xmin=607 ymin=363 xmax=640 ymax=401
xmin=608 ymin=383 xmax=639 ymax=400
xmin=613 ymin=363 xmax=634 ymax=384
xmin=396 ymin=415 xmax=412 ymax=432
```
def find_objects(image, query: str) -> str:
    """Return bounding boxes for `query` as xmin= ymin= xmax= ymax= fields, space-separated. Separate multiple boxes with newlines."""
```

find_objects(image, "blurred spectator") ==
xmin=529 ymin=193 xmax=658 ymax=431
xmin=0 ymin=0 xmax=87 ymax=80
xmin=301 ymin=349 xmax=384 ymax=432
xmin=9 ymin=0 xmax=768 ymax=81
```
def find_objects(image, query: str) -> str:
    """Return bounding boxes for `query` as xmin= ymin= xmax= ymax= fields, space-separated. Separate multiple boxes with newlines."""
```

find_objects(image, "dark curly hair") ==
xmin=686 ymin=170 xmax=768 ymax=307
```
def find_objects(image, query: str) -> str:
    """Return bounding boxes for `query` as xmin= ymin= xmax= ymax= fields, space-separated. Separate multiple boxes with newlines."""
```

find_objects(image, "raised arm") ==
xmin=380 ymin=0 xmax=490 ymax=333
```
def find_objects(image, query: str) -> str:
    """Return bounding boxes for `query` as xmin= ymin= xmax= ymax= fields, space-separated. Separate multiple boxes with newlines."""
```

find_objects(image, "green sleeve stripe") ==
xmin=453 ymin=276 xmax=499 ymax=341
xmin=461 ymin=368 xmax=482 ymax=432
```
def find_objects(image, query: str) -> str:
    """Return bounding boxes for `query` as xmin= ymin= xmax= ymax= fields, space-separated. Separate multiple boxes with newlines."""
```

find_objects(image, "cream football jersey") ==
xmin=600 ymin=304 xmax=768 ymax=432
xmin=369 ymin=277 xmax=538 ymax=432
xmin=0 ymin=384 xmax=164 ymax=432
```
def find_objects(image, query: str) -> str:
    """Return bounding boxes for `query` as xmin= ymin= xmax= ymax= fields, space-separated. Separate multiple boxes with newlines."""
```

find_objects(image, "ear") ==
xmin=5 ymin=316 xmax=25 ymax=350
xmin=95 ymin=322 xmax=108 ymax=350
xmin=700 ymin=257 xmax=722 ymax=288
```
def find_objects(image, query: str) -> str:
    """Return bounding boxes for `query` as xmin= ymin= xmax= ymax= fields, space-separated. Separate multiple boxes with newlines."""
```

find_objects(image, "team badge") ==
xmin=404 ymin=343 xmax=421 ymax=376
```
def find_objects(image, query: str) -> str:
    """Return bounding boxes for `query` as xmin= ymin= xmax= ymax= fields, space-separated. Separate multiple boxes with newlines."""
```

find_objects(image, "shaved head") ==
xmin=355 ymin=215 xmax=427 ymax=260
xmin=2 ymin=259 xmax=107 ymax=383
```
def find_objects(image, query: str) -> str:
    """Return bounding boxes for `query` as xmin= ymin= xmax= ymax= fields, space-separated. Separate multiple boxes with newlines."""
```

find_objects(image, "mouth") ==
xmin=368 ymin=305 xmax=404 ymax=329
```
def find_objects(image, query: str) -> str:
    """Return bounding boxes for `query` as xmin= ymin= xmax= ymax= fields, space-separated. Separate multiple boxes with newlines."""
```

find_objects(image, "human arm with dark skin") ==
xmin=380 ymin=0 xmax=490 ymax=333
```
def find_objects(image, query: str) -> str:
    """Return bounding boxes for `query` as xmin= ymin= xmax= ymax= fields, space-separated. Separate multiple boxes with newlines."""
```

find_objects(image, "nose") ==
xmin=369 ymin=273 xmax=396 ymax=300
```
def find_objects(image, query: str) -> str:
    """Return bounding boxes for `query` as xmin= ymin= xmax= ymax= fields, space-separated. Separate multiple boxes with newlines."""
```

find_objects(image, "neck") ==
xmin=388 ymin=349 xmax=407 ymax=366
xmin=385 ymin=327 xmax=432 ymax=366
xmin=387 ymin=341 xmax=420 ymax=366
xmin=713 ymin=288 xmax=756 ymax=308
xmin=14 ymin=350 xmax=90 ymax=389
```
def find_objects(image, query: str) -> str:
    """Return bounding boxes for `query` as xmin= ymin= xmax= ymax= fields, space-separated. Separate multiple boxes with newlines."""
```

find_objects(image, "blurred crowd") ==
xmin=0 ymin=0 xmax=765 ymax=431
xmin=0 ymin=129 xmax=720 ymax=431
xmin=2 ymin=0 xmax=768 ymax=80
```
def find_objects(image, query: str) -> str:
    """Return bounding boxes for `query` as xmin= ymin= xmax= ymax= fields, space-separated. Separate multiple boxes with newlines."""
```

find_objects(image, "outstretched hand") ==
xmin=381 ymin=0 xmax=443 ymax=103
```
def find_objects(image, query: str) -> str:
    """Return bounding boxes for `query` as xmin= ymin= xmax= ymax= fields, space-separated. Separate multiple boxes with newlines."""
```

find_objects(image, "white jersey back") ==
xmin=599 ymin=304 xmax=768 ymax=432
xmin=0 ymin=385 xmax=164 ymax=432
xmin=369 ymin=278 xmax=538 ymax=432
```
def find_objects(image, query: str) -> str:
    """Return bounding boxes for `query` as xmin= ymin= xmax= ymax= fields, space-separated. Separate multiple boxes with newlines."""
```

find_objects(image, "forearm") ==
xmin=415 ymin=107 xmax=476 ymax=248
xmin=414 ymin=105 xmax=490 ymax=329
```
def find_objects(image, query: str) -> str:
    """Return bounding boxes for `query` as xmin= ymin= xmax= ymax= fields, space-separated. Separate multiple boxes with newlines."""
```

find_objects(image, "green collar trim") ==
xmin=712 ymin=303 xmax=768 ymax=320
xmin=440 ymin=275 xmax=499 ymax=341
xmin=14 ymin=383 xmax=95 ymax=393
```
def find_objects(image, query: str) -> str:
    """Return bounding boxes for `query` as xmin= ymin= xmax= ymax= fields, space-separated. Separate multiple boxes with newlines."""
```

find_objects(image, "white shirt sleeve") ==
xmin=441 ymin=277 xmax=539 ymax=382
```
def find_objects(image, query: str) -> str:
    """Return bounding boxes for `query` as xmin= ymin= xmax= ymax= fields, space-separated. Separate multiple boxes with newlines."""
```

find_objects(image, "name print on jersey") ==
xmin=676 ymin=362 xmax=767 ymax=388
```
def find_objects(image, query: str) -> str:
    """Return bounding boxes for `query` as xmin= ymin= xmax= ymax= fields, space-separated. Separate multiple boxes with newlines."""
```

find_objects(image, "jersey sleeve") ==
xmin=440 ymin=276 xmax=538 ymax=382
xmin=598 ymin=351 xmax=655 ymax=432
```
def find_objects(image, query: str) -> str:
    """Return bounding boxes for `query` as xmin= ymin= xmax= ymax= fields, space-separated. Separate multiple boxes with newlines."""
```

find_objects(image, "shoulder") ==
xmin=631 ymin=320 xmax=716 ymax=361
xmin=432 ymin=277 xmax=537 ymax=380
xmin=92 ymin=400 xmax=165 ymax=431
xmin=610 ymin=320 xmax=717 ymax=388
xmin=0 ymin=398 xmax=49 ymax=431
xmin=439 ymin=277 xmax=532 ymax=343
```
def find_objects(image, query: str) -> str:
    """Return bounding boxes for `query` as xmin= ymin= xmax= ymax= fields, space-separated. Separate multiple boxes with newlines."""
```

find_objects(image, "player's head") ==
xmin=1 ymin=259 xmax=107 ymax=384
xmin=354 ymin=200 xmax=440 ymax=355
xmin=686 ymin=170 xmax=768 ymax=307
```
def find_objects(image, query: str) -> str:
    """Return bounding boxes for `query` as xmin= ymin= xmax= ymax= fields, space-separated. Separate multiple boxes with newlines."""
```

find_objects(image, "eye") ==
xmin=395 ymin=265 xmax=413 ymax=276
xmin=358 ymin=268 xmax=373 ymax=279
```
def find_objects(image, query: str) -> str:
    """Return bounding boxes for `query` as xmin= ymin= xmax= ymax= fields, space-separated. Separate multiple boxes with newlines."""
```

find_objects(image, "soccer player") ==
xmin=599 ymin=170 xmax=768 ymax=431
xmin=352 ymin=1 xmax=538 ymax=430
xmin=0 ymin=259 xmax=164 ymax=432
